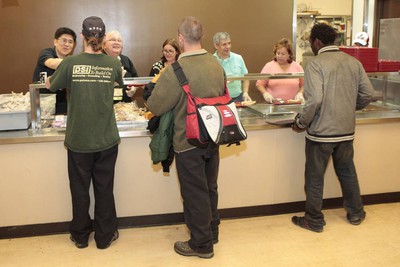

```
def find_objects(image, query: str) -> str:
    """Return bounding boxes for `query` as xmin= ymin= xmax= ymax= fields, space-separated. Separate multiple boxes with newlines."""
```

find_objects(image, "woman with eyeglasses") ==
xmin=149 ymin=38 xmax=181 ymax=77
xmin=102 ymin=30 xmax=138 ymax=102
xmin=32 ymin=27 xmax=77 ymax=114
xmin=143 ymin=38 xmax=181 ymax=101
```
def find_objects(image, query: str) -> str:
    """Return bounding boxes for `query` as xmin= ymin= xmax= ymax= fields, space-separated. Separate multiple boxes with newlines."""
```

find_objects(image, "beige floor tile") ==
xmin=0 ymin=203 xmax=399 ymax=267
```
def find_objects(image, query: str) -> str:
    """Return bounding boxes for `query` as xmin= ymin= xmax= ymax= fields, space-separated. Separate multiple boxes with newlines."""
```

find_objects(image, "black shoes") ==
xmin=70 ymin=235 xmax=88 ymax=249
xmin=174 ymin=241 xmax=214 ymax=259
xmin=291 ymin=216 xmax=323 ymax=233
xmin=292 ymin=212 xmax=366 ymax=232
xmin=97 ymin=230 xmax=119 ymax=249
xmin=347 ymin=212 xmax=366 ymax=225
xmin=70 ymin=230 xmax=119 ymax=249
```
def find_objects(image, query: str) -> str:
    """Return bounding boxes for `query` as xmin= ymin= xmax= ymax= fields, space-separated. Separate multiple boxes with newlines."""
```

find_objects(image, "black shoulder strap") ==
xmin=172 ymin=61 xmax=230 ymax=99
xmin=172 ymin=62 xmax=189 ymax=87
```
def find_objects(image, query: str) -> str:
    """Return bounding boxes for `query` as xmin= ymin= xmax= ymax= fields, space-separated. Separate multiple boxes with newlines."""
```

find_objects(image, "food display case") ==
xmin=21 ymin=71 xmax=400 ymax=135
xmin=28 ymin=77 xmax=153 ymax=132
xmin=230 ymin=72 xmax=400 ymax=126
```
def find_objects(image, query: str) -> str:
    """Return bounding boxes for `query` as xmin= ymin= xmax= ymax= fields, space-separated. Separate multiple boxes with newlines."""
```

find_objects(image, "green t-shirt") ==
xmin=50 ymin=53 xmax=123 ymax=152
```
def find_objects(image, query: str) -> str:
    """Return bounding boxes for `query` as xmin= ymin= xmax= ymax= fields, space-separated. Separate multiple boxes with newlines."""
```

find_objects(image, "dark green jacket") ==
xmin=149 ymin=110 xmax=174 ymax=166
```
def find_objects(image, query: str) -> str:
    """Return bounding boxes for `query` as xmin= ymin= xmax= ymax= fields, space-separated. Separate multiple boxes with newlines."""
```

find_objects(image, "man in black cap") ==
xmin=46 ymin=16 xmax=123 ymax=249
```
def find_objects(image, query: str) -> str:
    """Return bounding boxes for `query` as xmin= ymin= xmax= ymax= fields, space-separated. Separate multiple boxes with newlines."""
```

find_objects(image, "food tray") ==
xmin=235 ymin=101 xmax=257 ymax=108
xmin=378 ymin=60 xmax=400 ymax=72
xmin=265 ymin=112 xmax=296 ymax=126
xmin=272 ymin=100 xmax=301 ymax=105
xmin=0 ymin=110 xmax=31 ymax=131
xmin=116 ymin=120 xmax=148 ymax=126
xmin=123 ymin=77 xmax=153 ymax=86
xmin=339 ymin=47 xmax=379 ymax=72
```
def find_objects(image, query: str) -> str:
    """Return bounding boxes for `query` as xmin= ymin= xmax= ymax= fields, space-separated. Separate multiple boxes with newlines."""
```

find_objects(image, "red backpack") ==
xmin=172 ymin=62 xmax=247 ymax=148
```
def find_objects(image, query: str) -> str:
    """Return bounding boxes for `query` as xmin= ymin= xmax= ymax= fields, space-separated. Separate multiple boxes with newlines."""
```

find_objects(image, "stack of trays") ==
xmin=378 ymin=60 xmax=400 ymax=72
xmin=339 ymin=47 xmax=379 ymax=72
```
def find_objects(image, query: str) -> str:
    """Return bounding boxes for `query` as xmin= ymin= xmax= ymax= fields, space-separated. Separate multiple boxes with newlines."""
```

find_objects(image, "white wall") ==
xmin=352 ymin=0 xmax=375 ymax=46
xmin=295 ymin=0 xmax=377 ymax=64
xmin=297 ymin=0 xmax=352 ymax=15
xmin=298 ymin=0 xmax=376 ymax=45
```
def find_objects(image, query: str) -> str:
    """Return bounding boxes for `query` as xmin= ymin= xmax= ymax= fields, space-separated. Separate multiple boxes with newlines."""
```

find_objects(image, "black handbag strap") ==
xmin=172 ymin=61 xmax=229 ymax=98
xmin=172 ymin=61 xmax=193 ymax=96
xmin=172 ymin=62 xmax=189 ymax=87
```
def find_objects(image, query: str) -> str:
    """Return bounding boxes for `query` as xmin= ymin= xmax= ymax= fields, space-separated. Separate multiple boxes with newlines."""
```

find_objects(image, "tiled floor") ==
xmin=1 ymin=203 xmax=399 ymax=267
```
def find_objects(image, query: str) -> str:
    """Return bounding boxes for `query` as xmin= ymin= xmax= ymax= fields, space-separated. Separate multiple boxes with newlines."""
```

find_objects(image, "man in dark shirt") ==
xmin=32 ymin=27 xmax=76 ymax=114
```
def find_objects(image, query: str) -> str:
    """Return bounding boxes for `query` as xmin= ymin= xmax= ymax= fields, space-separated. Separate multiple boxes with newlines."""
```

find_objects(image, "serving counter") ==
xmin=1 ymin=74 xmax=400 ymax=238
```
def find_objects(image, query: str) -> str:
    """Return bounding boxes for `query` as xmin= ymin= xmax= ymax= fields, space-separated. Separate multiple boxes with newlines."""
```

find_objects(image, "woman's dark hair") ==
xmin=84 ymin=36 xmax=104 ymax=52
xmin=161 ymin=38 xmax=181 ymax=62
xmin=310 ymin=23 xmax=338 ymax=45
xmin=54 ymin=27 xmax=77 ymax=42
xmin=273 ymin=38 xmax=294 ymax=64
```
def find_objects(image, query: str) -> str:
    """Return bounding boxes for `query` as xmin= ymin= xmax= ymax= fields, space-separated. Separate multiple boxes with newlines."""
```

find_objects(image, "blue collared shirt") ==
xmin=213 ymin=51 xmax=248 ymax=98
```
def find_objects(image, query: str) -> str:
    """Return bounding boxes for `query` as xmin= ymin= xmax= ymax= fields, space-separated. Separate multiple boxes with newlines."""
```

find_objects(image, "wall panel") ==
xmin=0 ymin=0 xmax=293 ymax=94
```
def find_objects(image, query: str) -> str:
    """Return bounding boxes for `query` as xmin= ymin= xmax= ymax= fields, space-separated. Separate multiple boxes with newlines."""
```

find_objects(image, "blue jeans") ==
xmin=304 ymin=139 xmax=364 ymax=228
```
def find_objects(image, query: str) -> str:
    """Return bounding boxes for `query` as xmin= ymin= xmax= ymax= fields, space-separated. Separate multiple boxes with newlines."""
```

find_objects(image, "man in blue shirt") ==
xmin=213 ymin=32 xmax=251 ymax=102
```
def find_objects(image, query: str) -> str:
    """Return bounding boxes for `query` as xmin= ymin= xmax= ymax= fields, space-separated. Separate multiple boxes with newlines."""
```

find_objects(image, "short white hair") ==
xmin=105 ymin=30 xmax=123 ymax=41
xmin=213 ymin=32 xmax=230 ymax=45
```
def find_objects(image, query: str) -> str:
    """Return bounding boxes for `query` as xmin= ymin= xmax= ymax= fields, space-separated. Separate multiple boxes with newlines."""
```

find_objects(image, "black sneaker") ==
xmin=174 ymin=241 xmax=214 ymax=259
xmin=347 ymin=212 xmax=366 ymax=225
xmin=97 ymin=230 xmax=119 ymax=249
xmin=70 ymin=235 xmax=88 ymax=249
xmin=291 ymin=216 xmax=323 ymax=233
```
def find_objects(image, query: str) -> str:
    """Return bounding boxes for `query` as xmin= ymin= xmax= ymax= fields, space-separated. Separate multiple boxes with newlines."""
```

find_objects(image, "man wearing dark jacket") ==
xmin=291 ymin=23 xmax=375 ymax=233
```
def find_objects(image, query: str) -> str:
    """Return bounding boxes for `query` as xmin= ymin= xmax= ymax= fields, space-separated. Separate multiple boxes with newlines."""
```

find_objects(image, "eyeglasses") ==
xmin=163 ymin=49 xmax=176 ymax=54
xmin=59 ymin=38 xmax=74 ymax=45
xmin=107 ymin=38 xmax=123 ymax=43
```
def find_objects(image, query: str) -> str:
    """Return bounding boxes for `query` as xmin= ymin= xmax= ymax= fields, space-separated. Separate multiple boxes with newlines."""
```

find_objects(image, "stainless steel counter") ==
xmin=1 ymin=102 xmax=400 ymax=145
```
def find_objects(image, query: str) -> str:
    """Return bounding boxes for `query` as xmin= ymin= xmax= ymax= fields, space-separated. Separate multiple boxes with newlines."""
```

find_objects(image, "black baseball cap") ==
xmin=82 ymin=16 xmax=105 ymax=38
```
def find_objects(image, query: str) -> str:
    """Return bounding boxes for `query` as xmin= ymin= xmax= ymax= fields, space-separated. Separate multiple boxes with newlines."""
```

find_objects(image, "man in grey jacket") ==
xmin=291 ymin=23 xmax=375 ymax=233
xmin=147 ymin=16 xmax=225 ymax=258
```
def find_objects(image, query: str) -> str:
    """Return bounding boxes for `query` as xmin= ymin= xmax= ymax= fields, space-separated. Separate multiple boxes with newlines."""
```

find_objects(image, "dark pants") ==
xmin=67 ymin=145 xmax=118 ymax=247
xmin=175 ymin=146 xmax=220 ymax=254
xmin=304 ymin=139 xmax=365 ymax=228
